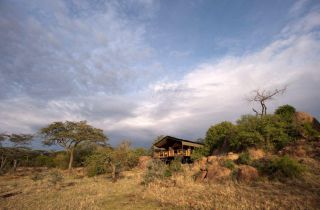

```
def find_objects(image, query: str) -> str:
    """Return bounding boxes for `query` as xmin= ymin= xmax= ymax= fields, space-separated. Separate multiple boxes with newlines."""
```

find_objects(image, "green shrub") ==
xmin=74 ymin=142 xmax=98 ymax=167
xmin=301 ymin=123 xmax=320 ymax=138
xmin=275 ymin=105 xmax=296 ymax=122
xmin=237 ymin=115 xmax=296 ymax=151
xmin=237 ymin=152 xmax=251 ymax=165
xmin=202 ymin=113 xmax=300 ymax=154
xmin=142 ymin=159 xmax=168 ymax=185
xmin=222 ymin=159 xmax=235 ymax=170
xmin=205 ymin=121 xmax=238 ymax=154
xmin=232 ymin=130 xmax=264 ymax=150
xmin=253 ymin=155 xmax=304 ymax=179
xmin=34 ymin=155 xmax=55 ymax=167
xmin=169 ymin=158 xmax=182 ymax=173
xmin=191 ymin=147 xmax=208 ymax=161
xmin=84 ymin=153 xmax=108 ymax=177
xmin=163 ymin=169 xmax=172 ymax=178
xmin=53 ymin=153 xmax=69 ymax=169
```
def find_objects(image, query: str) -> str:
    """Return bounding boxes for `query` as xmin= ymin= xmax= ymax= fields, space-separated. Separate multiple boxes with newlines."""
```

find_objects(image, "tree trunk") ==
xmin=68 ymin=148 xmax=74 ymax=172
xmin=111 ymin=163 xmax=116 ymax=182
xmin=1 ymin=155 xmax=7 ymax=170
xmin=13 ymin=160 xmax=17 ymax=173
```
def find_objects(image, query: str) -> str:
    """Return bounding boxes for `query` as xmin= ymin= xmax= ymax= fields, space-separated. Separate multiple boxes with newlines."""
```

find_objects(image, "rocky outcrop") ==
xmin=295 ymin=112 xmax=320 ymax=132
xmin=226 ymin=152 xmax=239 ymax=161
xmin=248 ymin=149 xmax=265 ymax=160
xmin=237 ymin=165 xmax=259 ymax=182
xmin=206 ymin=163 xmax=231 ymax=182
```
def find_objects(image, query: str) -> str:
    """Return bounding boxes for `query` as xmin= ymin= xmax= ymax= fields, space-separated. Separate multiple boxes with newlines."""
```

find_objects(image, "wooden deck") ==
xmin=154 ymin=149 xmax=192 ymax=158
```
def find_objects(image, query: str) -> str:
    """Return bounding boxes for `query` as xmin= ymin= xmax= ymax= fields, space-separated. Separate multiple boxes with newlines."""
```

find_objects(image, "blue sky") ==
xmin=0 ymin=0 xmax=320 ymax=148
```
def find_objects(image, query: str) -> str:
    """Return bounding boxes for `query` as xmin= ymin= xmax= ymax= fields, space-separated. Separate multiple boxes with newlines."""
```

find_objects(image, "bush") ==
xmin=74 ymin=142 xmax=98 ymax=167
xmin=237 ymin=115 xmax=296 ymax=151
xmin=53 ymin=153 xmax=69 ymax=169
xmin=275 ymin=105 xmax=296 ymax=122
xmin=142 ymin=159 xmax=168 ymax=185
xmin=222 ymin=159 xmax=235 ymax=170
xmin=34 ymin=155 xmax=55 ymax=168
xmin=169 ymin=158 xmax=182 ymax=173
xmin=191 ymin=147 xmax=208 ymax=161
xmin=84 ymin=153 xmax=108 ymax=177
xmin=237 ymin=152 xmax=251 ymax=165
xmin=253 ymin=155 xmax=304 ymax=179
xmin=205 ymin=121 xmax=238 ymax=154
xmin=301 ymin=123 xmax=320 ymax=138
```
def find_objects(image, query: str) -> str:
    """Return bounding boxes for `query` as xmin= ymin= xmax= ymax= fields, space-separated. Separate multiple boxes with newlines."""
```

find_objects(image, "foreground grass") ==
xmin=0 ymin=169 xmax=162 ymax=210
xmin=1 ymin=158 xmax=320 ymax=210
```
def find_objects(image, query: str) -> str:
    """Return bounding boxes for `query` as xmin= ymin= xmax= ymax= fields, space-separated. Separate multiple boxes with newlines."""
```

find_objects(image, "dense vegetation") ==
xmin=192 ymin=105 xmax=319 ymax=158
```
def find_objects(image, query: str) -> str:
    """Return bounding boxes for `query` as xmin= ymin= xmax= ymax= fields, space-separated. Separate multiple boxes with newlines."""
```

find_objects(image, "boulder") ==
xmin=199 ymin=157 xmax=208 ymax=171
xmin=195 ymin=170 xmax=207 ymax=182
xmin=248 ymin=149 xmax=265 ymax=160
xmin=138 ymin=156 xmax=152 ymax=169
xmin=237 ymin=165 xmax=259 ymax=182
xmin=279 ymin=145 xmax=306 ymax=157
xmin=207 ymin=155 xmax=218 ymax=163
xmin=295 ymin=112 xmax=320 ymax=132
xmin=206 ymin=164 xmax=231 ymax=182
xmin=226 ymin=152 xmax=239 ymax=161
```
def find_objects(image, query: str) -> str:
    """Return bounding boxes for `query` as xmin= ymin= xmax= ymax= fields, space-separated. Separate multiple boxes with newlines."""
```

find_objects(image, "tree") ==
xmin=40 ymin=121 xmax=108 ymax=171
xmin=275 ymin=104 xmax=296 ymax=121
xmin=85 ymin=141 xmax=140 ymax=181
xmin=0 ymin=133 xmax=8 ymax=147
xmin=9 ymin=134 xmax=33 ymax=146
xmin=247 ymin=86 xmax=286 ymax=116
xmin=9 ymin=134 xmax=33 ymax=171
xmin=204 ymin=121 xmax=238 ymax=154
xmin=0 ymin=133 xmax=33 ymax=171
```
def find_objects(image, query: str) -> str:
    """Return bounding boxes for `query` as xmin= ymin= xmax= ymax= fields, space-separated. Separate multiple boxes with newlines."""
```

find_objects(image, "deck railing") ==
xmin=154 ymin=149 xmax=192 ymax=158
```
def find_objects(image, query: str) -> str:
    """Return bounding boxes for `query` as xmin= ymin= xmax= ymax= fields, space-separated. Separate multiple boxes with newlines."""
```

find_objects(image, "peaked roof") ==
xmin=153 ymin=136 xmax=203 ymax=148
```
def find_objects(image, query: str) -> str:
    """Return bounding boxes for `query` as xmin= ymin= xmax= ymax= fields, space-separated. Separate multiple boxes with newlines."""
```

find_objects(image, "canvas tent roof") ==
xmin=153 ymin=136 xmax=203 ymax=149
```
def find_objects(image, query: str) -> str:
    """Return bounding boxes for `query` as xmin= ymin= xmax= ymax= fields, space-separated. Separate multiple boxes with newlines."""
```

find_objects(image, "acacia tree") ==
xmin=247 ymin=86 xmax=286 ymax=117
xmin=40 ymin=121 xmax=108 ymax=171
xmin=0 ymin=133 xmax=33 ymax=172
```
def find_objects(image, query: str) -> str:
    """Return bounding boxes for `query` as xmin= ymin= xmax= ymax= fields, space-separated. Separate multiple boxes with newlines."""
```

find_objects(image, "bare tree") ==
xmin=247 ymin=86 xmax=287 ymax=116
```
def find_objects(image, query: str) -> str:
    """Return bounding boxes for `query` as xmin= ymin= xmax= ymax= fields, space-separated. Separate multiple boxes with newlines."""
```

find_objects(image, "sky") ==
xmin=1 ymin=0 xmax=320 ymax=148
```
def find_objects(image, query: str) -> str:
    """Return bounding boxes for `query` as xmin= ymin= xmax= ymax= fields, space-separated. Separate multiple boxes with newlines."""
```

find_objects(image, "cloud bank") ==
xmin=0 ymin=0 xmax=319 ymax=147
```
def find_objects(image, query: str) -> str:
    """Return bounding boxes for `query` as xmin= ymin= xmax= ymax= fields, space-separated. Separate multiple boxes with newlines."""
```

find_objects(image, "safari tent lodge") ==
xmin=153 ymin=136 xmax=203 ymax=162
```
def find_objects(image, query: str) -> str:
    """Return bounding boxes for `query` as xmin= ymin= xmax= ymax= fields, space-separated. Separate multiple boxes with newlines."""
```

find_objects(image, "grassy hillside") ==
xmin=1 ymin=160 xmax=319 ymax=210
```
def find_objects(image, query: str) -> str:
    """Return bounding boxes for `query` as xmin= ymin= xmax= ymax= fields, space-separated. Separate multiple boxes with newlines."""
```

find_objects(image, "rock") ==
xmin=195 ymin=170 xmax=207 ymax=182
xmin=138 ymin=156 xmax=152 ymax=169
xmin=295 ymin=112 xmax=320 ymax=132
xmin=237 ymin=165 xmax=259 ymax=182
xmin=226 ymin=152 xmax=239 ymax=161
xmin=206 ymin=164 xmax=231 ymax=182
xmin=199 ymin=157 xmax=208 ymax=171
xmin=279 ymin=145 xmax=306 ymax=157
xmin=248 ymin=149 xmax=265 ymax=160
xmin=207 ymin=156 xmax=218 ymax=163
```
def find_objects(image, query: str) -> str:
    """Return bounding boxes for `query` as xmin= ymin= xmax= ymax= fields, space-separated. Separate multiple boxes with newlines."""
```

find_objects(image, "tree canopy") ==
xmin=40 ymin=121 xmax=108 ymax=170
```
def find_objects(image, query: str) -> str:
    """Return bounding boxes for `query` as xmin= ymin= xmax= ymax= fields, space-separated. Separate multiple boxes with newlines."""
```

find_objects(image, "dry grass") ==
xmin=0 ymin=168 xmax=162 ymax=210
xmin=1 ymin=159 xmax=320 ymax=210
xmin=143 ymin=163 xmax=320 ymax=210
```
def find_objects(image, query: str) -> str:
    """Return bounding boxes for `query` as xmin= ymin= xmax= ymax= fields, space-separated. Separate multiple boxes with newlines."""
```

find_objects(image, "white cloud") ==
xmin=110 ymin=10 xmax=320 ymax=141
xmin=0 ymin=2 xmax=320 ymax=146
xmin=289 ymin=0 xmax=309 ymax=16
